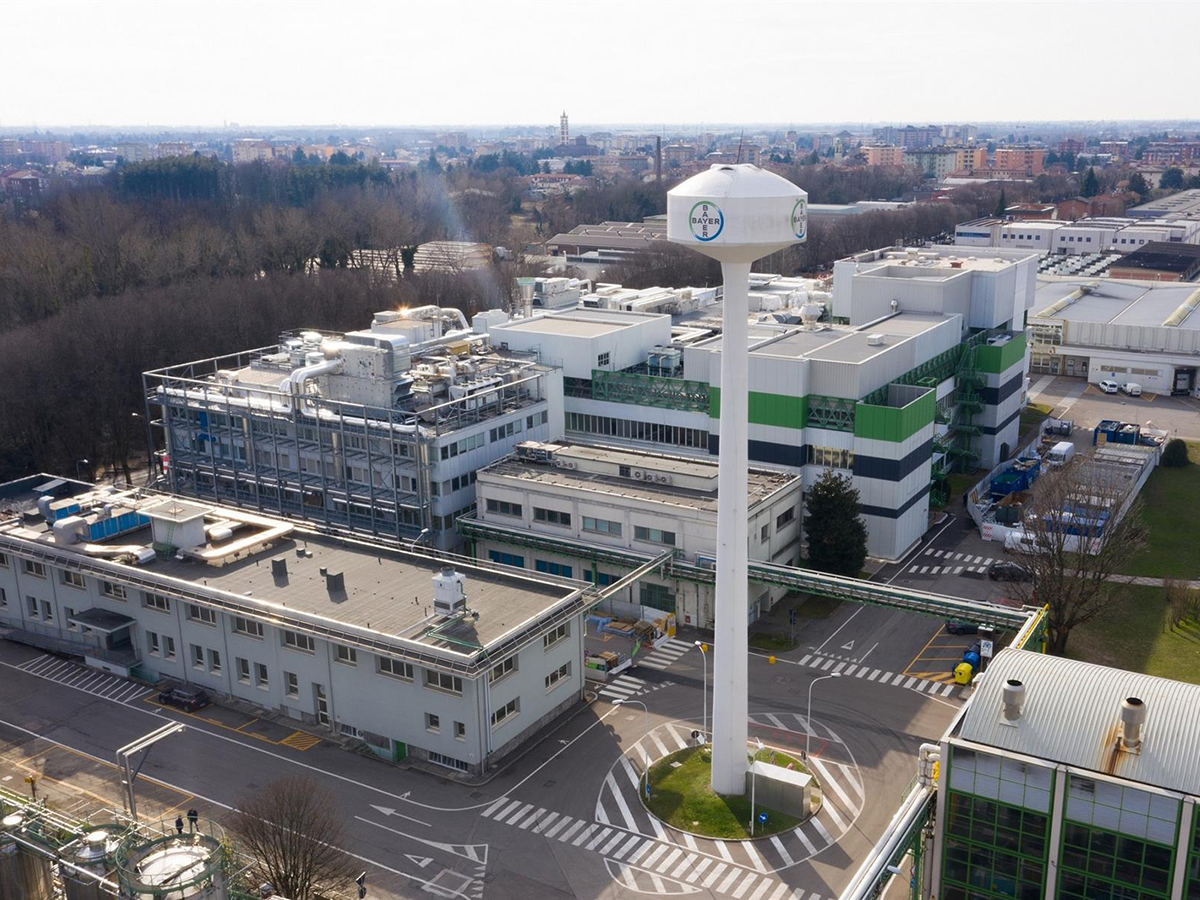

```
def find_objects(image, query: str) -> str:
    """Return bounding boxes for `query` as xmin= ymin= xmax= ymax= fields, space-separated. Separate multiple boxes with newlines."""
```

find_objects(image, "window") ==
xmin=533 ymin=507 xmax=571 ymax=527
xmin=26 ymin=595 xmax=39 ymax=618
xmin=808 ymin=445 xmax=854 ymax=470
xmin=233 ymin=617 xmax=264 ymax=639
xmin=426 ymin=713 xmax=440 ymax=733
xmin=191 ymin=644 xmax=205 ymax=668
xmin=148 ymin=631 xmax=161 ymax=656
xmin=237 ymin=657 xmax=251 ymax=683
xmin=425 ymin=670 xmax=463 ymax=694
xmin=488 ymin=550 xmax=525 ymax=568
xmin=597 ymin=352 xmax=610 ymax=367
xmin=22 ymin=559 xmax=46 ymax=578
xmin=336 ymin=645 xmax=358 ymax=666
xmin=526 ymin=411 xmax=548 ymax=429
xmin=634 ymin=525 xmax=676 ymax=546
xmin=640 ymin=581 xmax=676 ymax=611
xmin=101 ymin=581 xmax=126 ymax=601
xmin=454 ymin=721 xmax=466 ymax=740
xmin=41 ymin=600 xmax=54 ymax=623
xmin=491 ymin=698 xmax=519 ymax=728
xmin=486 ymin=498 xmax=522 ymax=518
xmin=163 ymin=636 xmax=176 ymax=661
xmin=545 ymin=662 xmax=570 ymax=691
xmin=339 ymin=723 xmax=362 ymax=739
xmin=209 ymin=648 xmax=222 ymax=674
xmin=143 ymin=593 xmax=171 ymax=613
xmin=0 ymin=552 xmax=7 ymax=568
xmin=489 ymin=656 xmax=516 ymax=684
xmin=775 ymin=507 xmax=796 ymax=529
xmin=0 ymin=588 xmax=7 ymax=608
xmin=187 ymin=604 xmax=217 ymax=626
xmin=255 ymin=663 xmax=269 ymax=688
xmin=543 ymin=623 xmax=568 ymax=649
xmin=283 ymin=630 xmax=316 ymax=653
xmin=760 ymin=523 xmax=771 ymax=542
xmin=535 ymin=560 xmax=573 ymax=578
xmin=582 ymin=516 xmax=621 ymax=536
xmin=285 ymin=672 xmax=299 ymax=698
xmin=427 ymin=751 xmax=470 ymax=772
xmin=61 ymin=570 xmax=86 ymax=589
xmin=489 ymin=421 xmax=517 ymax=442
xmin=378 ymin=657 xmax=414 ymax=680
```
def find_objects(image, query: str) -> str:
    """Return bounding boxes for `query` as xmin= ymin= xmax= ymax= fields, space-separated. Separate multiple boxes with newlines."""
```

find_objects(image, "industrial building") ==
xmin=1028 ymin=279 xmax=1200 ymax=395
xmin=459 ymin=440 xmax=801 ymax=629
xmin=929 ymin=648 xmax=1200 ymax=899
xmin=0 ymin=479 xmax=588 ymax=775
xmin=1125 ymin=188 xmax=1200 ymax=220
xmin=482 ymin=246 xmax=1036 ymax=559
xmin=954 ymin=216 xmax=1200 ymax=255
xmin=144 ymin=306 xmax=562 ymax=552
xmin=1108 ymin=242 xmax=1200 ymax=282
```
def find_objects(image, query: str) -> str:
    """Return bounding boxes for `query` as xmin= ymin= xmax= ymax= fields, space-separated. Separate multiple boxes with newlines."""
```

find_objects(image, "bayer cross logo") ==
xmin=689 ymin=201 xmax=724 ymax=242
xmin=791 ymin=198 xmax=807 ymax=240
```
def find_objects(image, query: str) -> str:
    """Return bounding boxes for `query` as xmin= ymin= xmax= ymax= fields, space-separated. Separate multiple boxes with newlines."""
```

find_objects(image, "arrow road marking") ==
xmin=369 ymin=804 xmax=433 ymax=829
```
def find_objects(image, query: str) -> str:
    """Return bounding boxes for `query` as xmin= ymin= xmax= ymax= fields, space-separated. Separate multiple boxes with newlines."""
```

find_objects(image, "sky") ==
xmin=5 ymin=0 xmax=1198 ymax=130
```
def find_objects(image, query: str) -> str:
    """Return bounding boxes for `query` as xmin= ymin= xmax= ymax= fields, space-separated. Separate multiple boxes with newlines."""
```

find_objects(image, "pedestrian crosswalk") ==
xmin=794 ymin=652 xmax=960 ymax=698
xmin=597 ymin=673 xmax=646 ymax=702
xmin=638 ymin=637 xmax=693 ymax=671
xmin=13 ymin=654 xmax=154 ymax=703
xmin=909 ymin=548 xmax=997 ymax=577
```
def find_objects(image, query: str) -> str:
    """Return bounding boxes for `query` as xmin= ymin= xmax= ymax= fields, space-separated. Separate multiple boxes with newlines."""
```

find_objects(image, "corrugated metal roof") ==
xmin=957 ymin=649 xmax=1200 ymax=795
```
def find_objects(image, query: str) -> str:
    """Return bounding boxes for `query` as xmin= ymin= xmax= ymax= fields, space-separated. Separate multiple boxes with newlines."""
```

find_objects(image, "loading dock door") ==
xmin=1173 ymin=367 xmax=1196 ymax=396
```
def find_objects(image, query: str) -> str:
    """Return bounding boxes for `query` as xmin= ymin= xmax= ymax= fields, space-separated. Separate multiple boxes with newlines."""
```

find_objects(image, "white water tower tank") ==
xmin=666 ymin=164 xmax=807 ymax=263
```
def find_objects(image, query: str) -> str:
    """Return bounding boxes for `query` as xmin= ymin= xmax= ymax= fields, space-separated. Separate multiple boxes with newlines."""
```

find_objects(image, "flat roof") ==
xmin=1032 ymin=279 xmax=1200 ymax=329
xmin=496 ymin=315 xmax=627 ymax=338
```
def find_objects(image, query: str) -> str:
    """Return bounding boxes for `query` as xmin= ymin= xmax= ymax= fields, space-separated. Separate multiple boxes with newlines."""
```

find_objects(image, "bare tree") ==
xmin=1008 ymin=460 xmax=1148 ymax=654
xmin=228 ymin=774 xmax=355 ymax=898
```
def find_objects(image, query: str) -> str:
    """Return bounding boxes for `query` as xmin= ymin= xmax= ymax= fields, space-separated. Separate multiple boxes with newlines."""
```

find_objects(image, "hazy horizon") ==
xmin=6 ymin=0 xmax=1198 ymax=130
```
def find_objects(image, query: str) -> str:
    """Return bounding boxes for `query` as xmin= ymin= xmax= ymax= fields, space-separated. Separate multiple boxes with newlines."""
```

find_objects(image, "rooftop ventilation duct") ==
xmin=325 ymin=571 xmax=344 ymax=593
xmin=1002 ymin=678 xmax=1026 ymax=721
xmin=1119 ymin=697 xmax=1146 ymax=751
xmin=271 ymin=558 xmax=288 ymax=579
xmin=866 ymin=334 xmax=886 ymax=347
xmin=433 ymin=566 xmax=467 ymax=617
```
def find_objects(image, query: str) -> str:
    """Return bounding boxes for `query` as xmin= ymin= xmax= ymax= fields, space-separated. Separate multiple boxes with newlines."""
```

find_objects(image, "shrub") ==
xmin=1162 ymin=438 xmax=1190 ymax=468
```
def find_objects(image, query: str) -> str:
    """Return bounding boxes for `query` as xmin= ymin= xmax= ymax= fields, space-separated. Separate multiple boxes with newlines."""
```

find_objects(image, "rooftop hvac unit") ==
xmin=696 ymin=553 xmax=717 ymax=569
xmin=656 ymin=474 xmax=672 ymax=484
xmin=866 ymin=334 xmax=885 ymax=347
xmin=433 ymin=566 xmax=467 ymax=617
xmin=633 ymin=470 xmax=645 ymax=479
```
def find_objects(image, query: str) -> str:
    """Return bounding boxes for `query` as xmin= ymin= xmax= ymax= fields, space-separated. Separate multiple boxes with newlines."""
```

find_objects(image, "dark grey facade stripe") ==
xmin=860 ymin=482 xmax=932 ymax=520
xmin=709 ymin=434 xmax=807 ymax=468
xmin=980 ymin=407 xmax=1022 ymax=436
xmin=978 ymin=372 xmax=1025 ymax=407
xmin=853 ymin=439 xmax=933 ymax=482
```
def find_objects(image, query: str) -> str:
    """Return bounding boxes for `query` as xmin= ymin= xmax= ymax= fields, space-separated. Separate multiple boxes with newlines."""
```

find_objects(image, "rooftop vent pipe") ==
xmin=1002 ymin=679 xmax=1026 ymax=721
xmin=326 ymin=571 xmax=344 ymax=593
xmin=1120 ymin=697 xmax=1146 ymax=750
xmin=271 ymin=558 xmax=287 ymax=579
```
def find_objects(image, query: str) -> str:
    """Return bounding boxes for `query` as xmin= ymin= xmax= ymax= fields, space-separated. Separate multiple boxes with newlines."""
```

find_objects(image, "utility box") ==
xmin=745 ymin=760 xmax=812 ymax=820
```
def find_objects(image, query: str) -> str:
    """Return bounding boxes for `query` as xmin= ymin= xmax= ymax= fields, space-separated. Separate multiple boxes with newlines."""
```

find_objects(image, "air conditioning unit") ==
xmin=633 ymin=470 xmax=646 ymax=480
xmin=656 ymin=474 xmax=672 ymax=484
xmin=696 ymin=554 xmax=717 ymax=570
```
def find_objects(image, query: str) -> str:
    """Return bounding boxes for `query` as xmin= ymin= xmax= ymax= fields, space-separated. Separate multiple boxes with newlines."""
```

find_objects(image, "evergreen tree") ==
xmin=995 ymin=187 xmax=1007 ymax=217
xmin=1160 ymin=167 xmax=1185 ymax=190
xmin=803 ymin=470 xmax=867 ymax=577
xmin=1128 ymin=172 xmax=1149 ymax=199
xmin=1081 ymin=167 xmax=1099 ymax=197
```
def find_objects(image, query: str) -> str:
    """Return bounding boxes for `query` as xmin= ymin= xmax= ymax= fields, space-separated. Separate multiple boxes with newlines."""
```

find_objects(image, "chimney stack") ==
xmin=1002 ymin=679 xmax=1026 ymax=721
xmin=1120 ymin=697 xmax=1146 ymax=750
xmin=656 ymin=136 xmax=662 ymax=183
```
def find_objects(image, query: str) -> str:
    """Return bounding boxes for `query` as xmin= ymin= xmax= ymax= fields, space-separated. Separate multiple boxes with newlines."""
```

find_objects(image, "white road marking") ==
xmin=505 ymin=803 xmax=534 ymax=825
xmin=648 ymin=730 xmax=671 ymax=759
xmin=843 ymin=664 xmax=857 ymax=676
xmin=747 ymin=881 xmax=774 ymax=900
xmin=670 ymin=852 xmax=698 ymax=878
xmin=605 ymin=771 xmax=639 ymax=832
xmin=810 ymin=817 xmax=834 ymax=844
xmin=599 ymin=831 xmax=626 ymax=855
xmin=640 ymin=843 xmax=670 ymax=869
xmin=544 ymin=816 xmax=573 ymax=839
xmin=792 ymin=827 xmax=817 ymax=855
xmin=741 ymin=840 xmax=769 ymax=873
xmin=891 ymin=673 xmax=906 ymax=686
xmin=903 ymin=677 xmax=917 ymax=689
xmin=714 ymin=840 xmax=735 ymax=862
xmin=807 ymin=756 xmax=856 ymax=812
xmin=820 ymin=658 xmax=834 ymax=671
xmin=770 ymin=834 xmax=795 ymax=866
xmin=532 ymin=811 xmax=559 ymax=834
xmin=625 ymin=840 xmax=652 ymax=864
xmin=585 ymin=826 xmax=613 ymax=850
xmin=798 ymin=654 xmax=812 ymax=666
xmin=820 ymin=794 xmax=846 ymax=831
xmin=717 ymin=867 xmax=744 ymax=893
xmin=731 ymin=871 xmax=759 ymax=898
xmin=702 ymin=862 xmax=729 ymax=888
xmin=517 ymin=807 xmax=544 ymax=829
xmin=687 ymin=857 xmax=713 ymax=883
xmin=656 ymin=847 xmax=683 ymax=872
xmin=612 ymin=834 xmax=642 ymax=860
xmin=867 ymin=669 xmax=881 ymax=681
xmin=681 ymin=832 xmax=699 ymax=852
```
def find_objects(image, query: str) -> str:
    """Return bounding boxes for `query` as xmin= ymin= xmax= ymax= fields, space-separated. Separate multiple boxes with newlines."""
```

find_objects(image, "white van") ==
xmin=1121 ymin=382 xmax=1142 ymax=397
xmin=1046 ymin=441 xmax=1076 ymax=467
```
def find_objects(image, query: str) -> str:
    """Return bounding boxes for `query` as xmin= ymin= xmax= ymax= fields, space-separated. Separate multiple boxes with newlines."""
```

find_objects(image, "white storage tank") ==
xmin=0 ymin=815 xmax=54 ymax=900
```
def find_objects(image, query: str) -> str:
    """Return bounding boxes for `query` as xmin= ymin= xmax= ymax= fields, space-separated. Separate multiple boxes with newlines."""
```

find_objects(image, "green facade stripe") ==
xmin=853 ymin=389 xmax=935 ymax=442
xmin=975 ymin=331 xmax=1027 ymax=374
xmin=708 ymin=387 xmax=808 ymax=429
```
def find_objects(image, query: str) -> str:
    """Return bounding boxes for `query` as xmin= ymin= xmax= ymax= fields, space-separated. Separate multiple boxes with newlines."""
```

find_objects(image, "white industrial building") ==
xmin=144 ymin=307 xmax=562 ymax=552
xmin=1028 ymin=278 xmax=1200 ymax=395
xmin=482 ymin=247 xmax=1036 ymax=559
xmin=0 ymin=478 xmax=588 ymax=776
xmin=954 ymin=216 xmax=1200 ymax=255
xmin=460 ymin=441 xmax=801 ymax=629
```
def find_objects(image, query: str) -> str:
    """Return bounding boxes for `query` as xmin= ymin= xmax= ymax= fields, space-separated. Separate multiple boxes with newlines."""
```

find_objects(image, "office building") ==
xmin=930 ymin=648 xmax=1200 ymax=900
xmin=953 ymin=216 xmax=1200 ymax=255
xmin=0 ymin=480 xmax=588 ymax=776
xmin=144 ymin=307 xmax=561 ymax=551
xmin=461 ymin=440 xmax=801 ymax=629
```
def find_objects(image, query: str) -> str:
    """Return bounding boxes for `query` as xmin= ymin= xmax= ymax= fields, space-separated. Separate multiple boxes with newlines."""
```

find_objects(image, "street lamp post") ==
xmin=695 ymin=641 xmax=709 ymax=742
xmin=75 ymin=459 xmax=90 ymax=481
xmin=804 ymin=672 xmax=842 ymax=760
xmin=614 ymin=698 xmax=650 ymax=800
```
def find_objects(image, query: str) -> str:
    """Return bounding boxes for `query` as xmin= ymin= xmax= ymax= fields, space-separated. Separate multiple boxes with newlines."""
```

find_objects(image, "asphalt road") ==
xmin=0 ymin=624 xmax=960 ymax=900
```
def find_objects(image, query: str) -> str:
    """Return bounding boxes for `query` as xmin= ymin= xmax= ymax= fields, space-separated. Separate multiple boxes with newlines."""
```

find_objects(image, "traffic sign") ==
xmin=980 ymin=639 xmax=994 ymax=658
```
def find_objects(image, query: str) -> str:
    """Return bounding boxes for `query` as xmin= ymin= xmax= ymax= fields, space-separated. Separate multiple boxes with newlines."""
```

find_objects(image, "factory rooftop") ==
xmin=0 ymin=481 xmax=580 ymax=669
xmin=481 ymin=441 xmax=798 ymax=513
xmin=1032 ymin=279 xmax=1200 ymax=328
xmin=844 ymin=244 xmax=1037 ymax=277
xmin=1126 ymin=188 xmax=1200 ymax=219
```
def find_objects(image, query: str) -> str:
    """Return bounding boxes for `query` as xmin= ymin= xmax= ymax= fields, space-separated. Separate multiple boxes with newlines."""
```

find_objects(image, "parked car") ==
xmin=1098 ymin=379 xmax=1119 ymax=394
xmin=157 ymin=685 xmax=211 ymax=712
xmin=944 ymin=621 xmax=979 ymax=635
xmin=988 ymin=560 xmax=1032 ymax=582
xmin=1121 ymin=382 xmax=1142 ymax=397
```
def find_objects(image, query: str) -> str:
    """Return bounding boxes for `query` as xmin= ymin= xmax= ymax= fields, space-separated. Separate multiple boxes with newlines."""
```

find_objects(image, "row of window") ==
xmin=485 ymin=552 xmax=614 ymax=588
xmin=487 ymin=499 xmax=523 ymax=517
xmin=533 ymin=507 xmax=571 ymax=527
xmin=565 ymin=412 xmax=709 ymax=449
xmin=634 ymin=525 xmax=676 ymax=546
xmin=809 ymin=445 xmax=854 ymax=470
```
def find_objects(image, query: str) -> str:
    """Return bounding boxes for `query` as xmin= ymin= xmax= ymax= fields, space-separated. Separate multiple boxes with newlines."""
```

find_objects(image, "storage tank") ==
xmin=63 ymin=830 xmax=117 ymax=900
xmin=115 ymin=820 xmax=227 ymax=900
xmin=0 ymin=815 xmax=54 ymax=900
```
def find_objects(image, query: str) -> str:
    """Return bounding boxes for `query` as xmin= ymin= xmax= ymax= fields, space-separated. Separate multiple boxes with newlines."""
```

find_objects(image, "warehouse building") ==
xmin=930 ymin=649 xmax=1200 ymax=900
xmin=1028 ymin=279 xmax=1200 ymax=395
xmin=144 ymin=307 xmax=562 ymax=552
xmin=483 ymin=246 xmax=1036 ymax=559
xmin=0 ymin=479 xmax=587 ymax=776
xmin=953 ymin=216 xmax=1200 ymax=255
xmin=459 ymin=440 xmax=801 ymax=629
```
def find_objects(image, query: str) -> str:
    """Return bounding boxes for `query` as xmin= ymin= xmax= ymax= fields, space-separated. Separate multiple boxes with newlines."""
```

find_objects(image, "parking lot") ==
xmin=1030 ymin=374 xmax=1200 ymax=439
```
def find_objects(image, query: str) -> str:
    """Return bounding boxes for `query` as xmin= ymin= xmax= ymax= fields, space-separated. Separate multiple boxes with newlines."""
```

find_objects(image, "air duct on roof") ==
xmin=1119 ymin=697 xmax=1146 ymax=751
xmin=1035 ymin=280 xmax=1099 ymax=318
xmin=1002 ymin=679 xmax=1026 ymax=721
xmin=1162 ymin=287 xmax=1200 ymax=327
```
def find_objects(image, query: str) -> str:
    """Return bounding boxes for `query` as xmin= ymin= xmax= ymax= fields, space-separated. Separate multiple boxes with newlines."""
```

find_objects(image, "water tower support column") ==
xmin=710 ymin=261 xmax=751 ymax=795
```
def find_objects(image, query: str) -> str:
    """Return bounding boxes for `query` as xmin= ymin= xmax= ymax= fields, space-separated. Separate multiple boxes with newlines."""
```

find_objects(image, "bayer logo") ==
xmin=689 ymin=201 xmax=724 ymax=242
xmin=791 ymin=198 xmax=807 ymax=240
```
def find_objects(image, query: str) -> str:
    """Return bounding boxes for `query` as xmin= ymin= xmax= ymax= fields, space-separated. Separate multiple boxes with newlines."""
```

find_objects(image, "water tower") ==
xmin=667 ymin=164 xmax=807 ymax=794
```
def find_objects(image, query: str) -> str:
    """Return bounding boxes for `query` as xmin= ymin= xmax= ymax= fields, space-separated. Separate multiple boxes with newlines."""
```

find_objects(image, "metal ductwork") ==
xmin=1002 ymin=678 xmax=1026 ymax=721
xmin=1120 ymin=697 xmax=1146 ymax=750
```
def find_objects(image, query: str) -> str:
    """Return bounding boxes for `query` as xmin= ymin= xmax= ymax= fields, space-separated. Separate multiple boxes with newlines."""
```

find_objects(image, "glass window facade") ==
xmin=1187 ymin=805 xmax=1200 ymax=899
